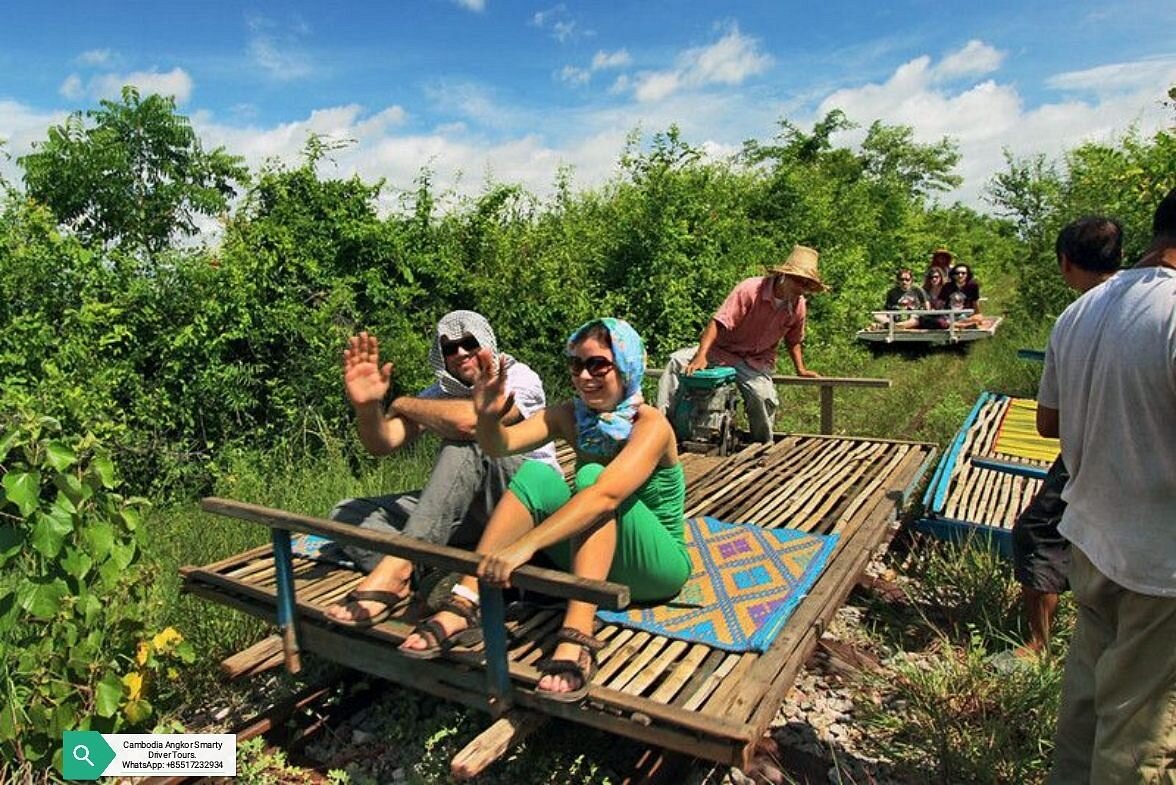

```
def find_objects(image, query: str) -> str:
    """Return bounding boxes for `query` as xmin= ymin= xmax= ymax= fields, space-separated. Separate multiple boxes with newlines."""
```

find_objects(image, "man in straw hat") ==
xmin=323 ymin=310 xmax=559 ymax=627
xmin=656 ymin=244 xmax=825 ymax=444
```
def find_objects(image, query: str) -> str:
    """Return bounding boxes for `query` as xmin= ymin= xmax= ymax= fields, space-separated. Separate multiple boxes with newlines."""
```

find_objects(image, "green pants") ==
xmin=508 ymin=460 xmax=690 ymax=602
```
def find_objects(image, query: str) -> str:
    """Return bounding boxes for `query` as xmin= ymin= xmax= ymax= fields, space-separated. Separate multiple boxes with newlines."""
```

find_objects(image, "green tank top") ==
xmin=633 ymin=462 xmax=686 ymax=544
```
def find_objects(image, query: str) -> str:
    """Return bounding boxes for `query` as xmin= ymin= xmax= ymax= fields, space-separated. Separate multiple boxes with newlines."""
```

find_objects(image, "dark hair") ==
xmin=896 ymin=268 xmax=913 ymax=278
xmin=1055 ymin=216 xmax=1123 ymax=273
xmin=1154 ymin=187 xmax=1176 ymax=241
xmin=950 ymin=264 xmax=974 ymax=283
xmin=570 ymin=320 xmax=613 ymax=349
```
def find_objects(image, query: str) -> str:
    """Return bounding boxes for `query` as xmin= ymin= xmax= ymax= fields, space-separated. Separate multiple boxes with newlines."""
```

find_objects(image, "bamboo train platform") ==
xmin=181 ymin=433 xmax=936 ymax=770
xmin=916 ymin=391 xmax=1057 ymax=556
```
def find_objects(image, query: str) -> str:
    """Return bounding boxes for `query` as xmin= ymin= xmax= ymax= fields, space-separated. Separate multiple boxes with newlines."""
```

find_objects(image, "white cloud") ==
xmin=425 ymin=80 xmax=518 ymax=129
xmin=59 ymin=74 xmax=84 ymax=101
xmin=0 ymin=100 xmax=69 ymax=187
xmin=559 ymin=65 xmax=590 ymax=86
xmin=451 ymin=0 xmax=485 ymax=11
xmin=816 ymin=42 xmax=1175 ymax=205
xmin=76 ymin=49 xmax=115 ymax=67
xmin=58 ymin=68 xmax=194 ymax=104
xmin=933 ymin=39 xmax=1004 ymax=81
xmin=531 ymin=4 xmax=588 ymax=43
xmin=591 ymin=49 xmax=631 ymax=71
xmin=247 ymin=15 xmax=315 ymax=80
xmin=627 ymin=25 xmax=772 ymax=103
xmin=1046 ymin=56 xmax=1176 ymax=98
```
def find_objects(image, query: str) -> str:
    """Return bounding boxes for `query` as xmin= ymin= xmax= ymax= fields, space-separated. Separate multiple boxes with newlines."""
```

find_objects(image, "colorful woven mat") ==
xmin=994 ymin=398 xmax=1060 ymax=463
xmin=597 ymin=516 xmax=839 ymax=653
xmin=291 ymin=533 xmax=355 ymax=568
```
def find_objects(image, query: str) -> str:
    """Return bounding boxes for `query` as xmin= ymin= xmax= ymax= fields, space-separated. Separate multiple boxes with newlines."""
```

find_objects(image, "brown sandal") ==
xmin=534 ymin=627 xmax=604 ymax=703
xmin=327 ymin=589 xmax=409 ymax=628
xmin=399 ymin=594 xmax=482 ymax=660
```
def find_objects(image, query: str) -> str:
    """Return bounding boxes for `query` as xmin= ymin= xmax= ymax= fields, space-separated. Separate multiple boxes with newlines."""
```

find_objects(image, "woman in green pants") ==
xmin=399 ymin=318 xmax=690 ymax=702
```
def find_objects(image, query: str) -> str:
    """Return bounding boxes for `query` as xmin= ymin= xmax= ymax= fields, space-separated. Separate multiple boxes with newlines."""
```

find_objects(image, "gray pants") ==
xmin=328 ymin=440 xmax=525 ymax=573
xmin=655 ymin=345 xmax=779 ymax=444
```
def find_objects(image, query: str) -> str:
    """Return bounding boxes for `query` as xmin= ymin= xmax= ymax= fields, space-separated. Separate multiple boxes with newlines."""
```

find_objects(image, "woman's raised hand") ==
xmin=472 ymin=348 xmax=515 ymax=420
xmin=343 ymin=332 xmax=392 ymax=407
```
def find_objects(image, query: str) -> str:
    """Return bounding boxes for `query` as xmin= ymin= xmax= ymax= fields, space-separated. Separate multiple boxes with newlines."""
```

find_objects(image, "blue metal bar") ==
xmin=1017 ymin=349 xmax=1046 ymax=363
xmin=477 ymin=580 xmax=511 ymax=716
xmin=271 ymin=529 xmax=302 ymax=673
xmin=929 ymin=391 xmax=994 ymax=513
xmin=970 ymin=456 xmax=1050 ymax=481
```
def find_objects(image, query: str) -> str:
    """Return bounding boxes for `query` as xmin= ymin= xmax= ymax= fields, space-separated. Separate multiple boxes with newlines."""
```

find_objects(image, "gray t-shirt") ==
xmin=1038 ymin=266 xmax=1176 ymax=597
xmin=419 ymin=361 xmax=560 ymax=471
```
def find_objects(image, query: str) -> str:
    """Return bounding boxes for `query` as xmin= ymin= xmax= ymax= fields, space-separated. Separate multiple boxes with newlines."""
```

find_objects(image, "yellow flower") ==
xmin=135 ymin=641 xmax=150 ymax=667
xmin=151 ymin=627 xmax=183 ymax=653
xmin=122 ymin=671 xmax=144 ymax=701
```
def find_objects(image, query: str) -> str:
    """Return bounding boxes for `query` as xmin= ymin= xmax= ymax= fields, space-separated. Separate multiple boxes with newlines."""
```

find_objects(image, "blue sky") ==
xmin=2 ymin=0 xmax=1174 ymax=210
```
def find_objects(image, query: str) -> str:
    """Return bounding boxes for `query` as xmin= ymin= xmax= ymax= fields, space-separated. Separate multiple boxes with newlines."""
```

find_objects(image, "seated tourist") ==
xmin=400 ymin=318 xmax=691 ymax=704
xmin=873 ymin=267 xmax=929 ymax=329
xmin=917 ymin=265 xmax=951 ymax=328
xmin=323 ymin=312 xmax=558 ymax=627
xmin=940 ymin=263 xmax=986 ymax=328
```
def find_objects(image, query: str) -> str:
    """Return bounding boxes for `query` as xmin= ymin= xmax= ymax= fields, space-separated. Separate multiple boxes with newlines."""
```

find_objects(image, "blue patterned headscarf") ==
xmin=567 ymin=318 xmax=646 ymax=457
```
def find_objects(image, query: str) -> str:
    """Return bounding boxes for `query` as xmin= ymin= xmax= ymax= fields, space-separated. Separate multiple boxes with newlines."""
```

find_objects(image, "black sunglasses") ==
xmin=952 ymin=270 xmax=968 ymax=277
xmin=568 ymin=355 xmax=615 ymax=378
xmin=440 ymin=334 xmax=480 ymax=356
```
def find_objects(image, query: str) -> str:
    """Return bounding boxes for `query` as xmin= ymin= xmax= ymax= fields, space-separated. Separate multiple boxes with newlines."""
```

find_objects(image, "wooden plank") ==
xmin=648 ymin=644 xmax=711 ymax=704
xmin=200 ymin=497 xmax=629 ymax=609
xmin=645 ymin=368 xmax=890 ymax=389
xmin=450 ymin=711 xmax=548 ymax=781
xmin=819 ymin=385 xmax=834 ymax=435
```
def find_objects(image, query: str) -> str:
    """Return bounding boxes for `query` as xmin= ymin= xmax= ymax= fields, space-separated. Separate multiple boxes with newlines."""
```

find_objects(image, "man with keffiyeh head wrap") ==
xmin=324 ymin=311 xmax=559 ymax=627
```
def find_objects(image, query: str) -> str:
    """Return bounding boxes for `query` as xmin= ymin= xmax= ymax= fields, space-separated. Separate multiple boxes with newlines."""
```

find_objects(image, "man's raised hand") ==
xmin=343 ymin=331 xmax=393 ymax=407
xmin=472 ymin=348 xmax=514 ymax=420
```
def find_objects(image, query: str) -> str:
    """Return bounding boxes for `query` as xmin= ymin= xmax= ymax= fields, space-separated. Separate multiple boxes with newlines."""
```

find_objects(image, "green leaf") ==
xmin=0 ymin=428 xmax=18 ymax=463
xmin=0 ymin=524 xmax=22 ymax=562
xmin=95 ymin=672 xmax=124 ymax=718
xmin=175 ymin=640 xmax=196 ymax=664
xmin=109 ymin=541 xmax=136 ymax=571
xmin=123 ymin=699 xmax=153 ymax=725
xmin=30 ymin=508 xmax=74 ymax=558
xmin=15 ymin=577 xmax=68 ymax=620
xmin=54 ymin=472 xmax=90 ymax=506
xmin=93 ymin=453 xmax=116 ymax=489
xmin=82 ymin=521 xmax=115 ymax=562
xmin=44 ymin=441 xmax=77 ymax=472
xmin=119 ymin=506 xmax=141 ymax=531
xmin=78 ymin=591 xmax=103 ymax=626
xmin=2 ymin=471 xmax=41 ymax=518
xmin=0 ymin=702 xmax=18 ymax=742
xmin=60 ymin=547 xmax=94 ymax=581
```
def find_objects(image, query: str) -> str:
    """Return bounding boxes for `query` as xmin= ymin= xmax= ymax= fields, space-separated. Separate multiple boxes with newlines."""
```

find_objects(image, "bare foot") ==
xmin=537 ymin=642 xmax=588 ymax=694
xmin=400 ymin=608 xmax=470 ymax=653
xmin=325 ymin=579 xmax=410 ymax=625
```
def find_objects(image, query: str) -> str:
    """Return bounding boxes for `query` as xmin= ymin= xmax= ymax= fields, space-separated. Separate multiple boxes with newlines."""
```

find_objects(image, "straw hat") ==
xmin=768 ymin=245 xmax=828 ymax=291
xmin=931 ymin=247 xmax=954 ymax=262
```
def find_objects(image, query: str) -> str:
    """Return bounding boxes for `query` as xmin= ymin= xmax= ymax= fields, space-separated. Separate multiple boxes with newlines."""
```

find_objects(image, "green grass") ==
xmin=141 ymin=434 xmax=438 ymax=702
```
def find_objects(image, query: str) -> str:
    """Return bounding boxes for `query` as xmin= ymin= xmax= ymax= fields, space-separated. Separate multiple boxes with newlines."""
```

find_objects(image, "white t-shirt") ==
xmin=419 ymin=361 xmax=560 ymax=471
xmin=1038 ymin=266 xmax=1176 ymax=597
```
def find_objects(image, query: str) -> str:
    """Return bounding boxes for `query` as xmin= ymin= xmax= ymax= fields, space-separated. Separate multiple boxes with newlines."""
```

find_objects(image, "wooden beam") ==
xmin=645 ymin=368 xmax=890 ymax=388
xmin=819 ymin=385 xmax=834 ymax=435
xmin=450 ymin=712 xmax=548 ymax=780
xmin=199 ymin=497 xmax=630 ymax=609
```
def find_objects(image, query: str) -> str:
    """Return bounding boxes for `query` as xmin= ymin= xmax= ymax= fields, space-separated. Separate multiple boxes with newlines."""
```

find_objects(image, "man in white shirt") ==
xmin=1038 ymin=190 xmax=1176 ymax=783
xmin=325 ymin=310 xmax=558 ymax=627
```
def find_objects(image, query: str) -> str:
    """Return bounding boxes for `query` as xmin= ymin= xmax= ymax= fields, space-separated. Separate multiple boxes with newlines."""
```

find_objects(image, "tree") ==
xmin=20 ymin=86 xmax=246 ymax=258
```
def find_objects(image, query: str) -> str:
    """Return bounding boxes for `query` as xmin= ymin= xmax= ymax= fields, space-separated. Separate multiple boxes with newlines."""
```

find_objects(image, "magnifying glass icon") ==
xmin=73 ymin=744 xmax=94 ymax=767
